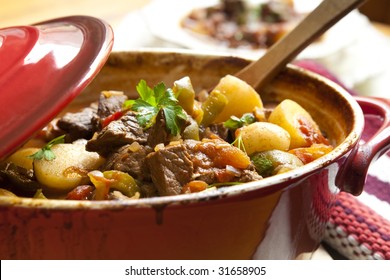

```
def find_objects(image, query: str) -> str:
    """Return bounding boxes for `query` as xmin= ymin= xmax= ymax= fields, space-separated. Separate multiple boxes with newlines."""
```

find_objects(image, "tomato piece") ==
xmin=289 ymin=144 xmax=333 ymax=164
xmin=66 ymin=185 xmax=94 ymax=200
xmin=101 ymin=111 xmax=124 ymax=128
xmin=181 ymin=180 xmax=208 ymax=194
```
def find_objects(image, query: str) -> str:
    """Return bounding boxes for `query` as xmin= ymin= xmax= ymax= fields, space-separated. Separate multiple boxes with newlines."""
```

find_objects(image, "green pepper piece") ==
xmin=173 ymin=76 xmax=195 ymax=115
xmin=201 ymin=91 xmax=228 ymax=126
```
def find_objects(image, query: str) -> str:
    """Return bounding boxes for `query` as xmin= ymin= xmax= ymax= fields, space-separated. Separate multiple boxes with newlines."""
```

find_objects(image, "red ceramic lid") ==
xmin=0 ymin=16 xmax=114 ymax=159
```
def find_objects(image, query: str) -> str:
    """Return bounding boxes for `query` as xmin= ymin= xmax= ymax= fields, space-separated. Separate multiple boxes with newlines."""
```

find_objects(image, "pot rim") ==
xmin=0 ymin=49 xmax=365 ymax=210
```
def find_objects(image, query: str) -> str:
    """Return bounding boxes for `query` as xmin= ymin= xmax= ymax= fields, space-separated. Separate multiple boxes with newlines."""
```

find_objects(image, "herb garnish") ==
xmin=223 ymin=113 xmax=255 ymax=130
xmin=124 ymin=80 xmax=187 ymax=136
xmin=29 ymin=135 xmax=65 ymax=161
xmin=231 ymin=133 xmax=247 ymax=154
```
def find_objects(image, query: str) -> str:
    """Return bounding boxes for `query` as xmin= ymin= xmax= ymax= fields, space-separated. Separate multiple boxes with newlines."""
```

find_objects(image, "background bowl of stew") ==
xmin=1 ymin=49 xmax=389 ymax=259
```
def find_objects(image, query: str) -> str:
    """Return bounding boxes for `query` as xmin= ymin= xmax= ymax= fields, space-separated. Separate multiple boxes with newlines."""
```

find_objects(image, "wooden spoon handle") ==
xmin=235 ymin=0 xmax=367 ymax=89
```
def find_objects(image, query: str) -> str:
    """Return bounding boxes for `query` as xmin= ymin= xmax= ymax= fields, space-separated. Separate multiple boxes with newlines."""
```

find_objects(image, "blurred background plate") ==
xmin=142 ymin=0 xmax=369 ymax=59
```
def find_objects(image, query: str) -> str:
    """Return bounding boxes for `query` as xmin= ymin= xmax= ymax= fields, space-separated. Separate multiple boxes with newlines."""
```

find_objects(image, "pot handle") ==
xmin=337 ymin=96 xmax=390 ymax=195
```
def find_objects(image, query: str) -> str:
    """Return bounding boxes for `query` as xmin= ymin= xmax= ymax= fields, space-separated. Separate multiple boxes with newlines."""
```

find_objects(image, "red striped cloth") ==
xmin=326 ymin=191 xmax=390 ymax=260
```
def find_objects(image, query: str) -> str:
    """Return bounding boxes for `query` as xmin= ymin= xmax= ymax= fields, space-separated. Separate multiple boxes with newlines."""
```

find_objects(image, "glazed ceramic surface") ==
xmin=0 ymin=16 xmax=113 ymax=159
xmin=1 ymin=50 xmax=389 ymax=259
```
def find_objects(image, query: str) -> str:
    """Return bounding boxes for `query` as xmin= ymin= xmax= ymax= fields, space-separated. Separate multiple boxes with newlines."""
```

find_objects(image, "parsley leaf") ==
xmin=124 ymin=80 xmax=187 ymax=136
xmin=29 ymin=135 xmax=65 ymax=161
xmin=224 ymin=113 xmax=256 ymax=130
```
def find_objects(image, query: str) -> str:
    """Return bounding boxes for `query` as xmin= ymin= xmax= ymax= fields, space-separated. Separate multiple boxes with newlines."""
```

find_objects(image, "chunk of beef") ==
xmin=222 ymin=0 xmax=246 ymax=21
xmin=57 ymin=106 xmax=98 ymax=142
xmin=0 ymin=162 xmax=40 ymax=196
xmin=182 ymin=139 xmax=216 ymax=184
xmin=184 ymin=139 xmax=262 ymax=184
xmin=139 ymin=183 xmax=158 ymax=198
xmin=86 ymin=111 xmax=148 ymax=156
xmin=237 ymin=169 xmax=263 ymax=182
xmin=97 ymin=91 xmax=127 ymax=119
xmin=146 ymin=144 xmax=194 ymax=196
xmin=101 ymin=144 xmax=152 ymax=182
xmin=145 ymin=139 xmax=261 ymax=196
xmin=259 ymin=1 xmax=295 ymax=23
xmin=201 ymin=123 xmax=231 ymax=142
xmin=194 ymin=167 xmax=262 ymax=186
xmin=39 ymin=119 xmax=66 ymax=142
xmin=147 ymin=110 xmax=169 ymax=148
xmin=146 ymin=110 xmax=190 ymax=148
xmin=92 ymin=91 xmax=128 ymax=130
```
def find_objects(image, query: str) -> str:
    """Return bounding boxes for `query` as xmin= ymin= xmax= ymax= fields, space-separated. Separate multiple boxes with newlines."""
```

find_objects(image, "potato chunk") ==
xmin=268 ymin=99 xmax=326 ymax=149
xmin=33 ymin=143 xmax=105 ymax=192
xmin=211 ymin=75 xmax=263 ymax=123
xmin=235 ymin=122 xmax=290 ymax=155
xmin=5 ymin=147 xmax=40 ymax=170
xmin=0 ymin=188 xmax=18 ymax=197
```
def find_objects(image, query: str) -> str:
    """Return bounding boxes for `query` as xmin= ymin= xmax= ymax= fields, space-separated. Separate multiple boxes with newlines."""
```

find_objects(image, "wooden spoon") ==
xmin=235 ymin=0 xmax=367 ymax=89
